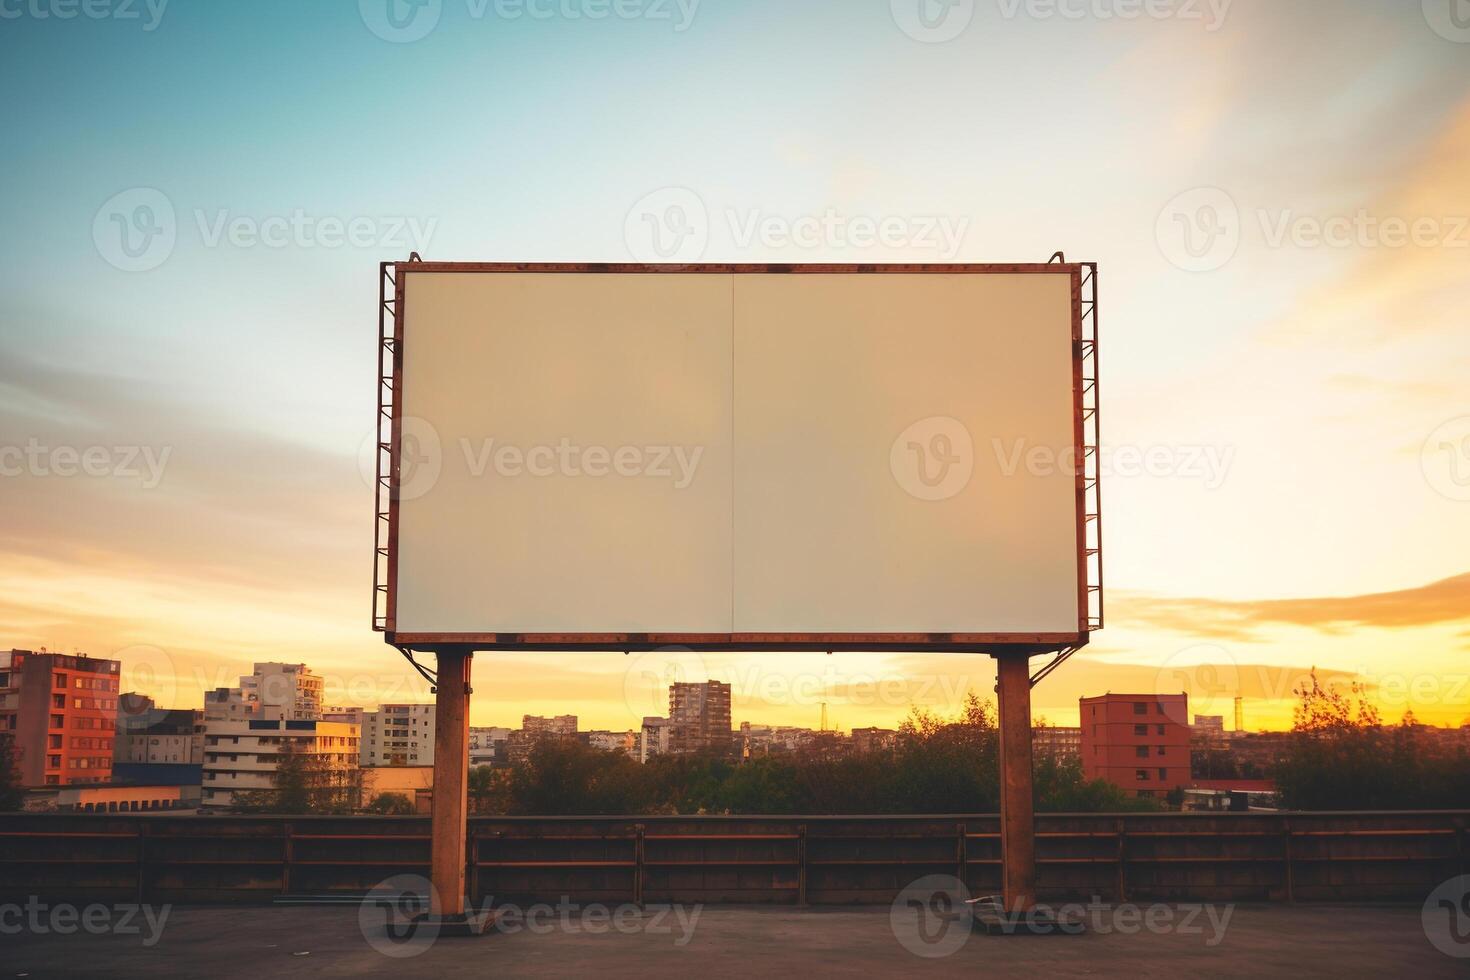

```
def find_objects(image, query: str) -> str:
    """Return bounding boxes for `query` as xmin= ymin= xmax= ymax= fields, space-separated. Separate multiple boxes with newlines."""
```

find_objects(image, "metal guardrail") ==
xmin=1 ymin=811 xmax=1464 ymax=906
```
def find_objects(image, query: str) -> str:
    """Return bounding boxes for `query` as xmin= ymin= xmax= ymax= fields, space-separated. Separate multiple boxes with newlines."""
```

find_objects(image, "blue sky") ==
xmin=2 ymin=0 xmax=1469 ymax=729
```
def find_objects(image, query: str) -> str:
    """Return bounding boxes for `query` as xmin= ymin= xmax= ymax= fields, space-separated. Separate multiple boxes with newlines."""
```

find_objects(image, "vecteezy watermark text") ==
xmin=0 ymin=897 xmax=171 ymax=947
xmin=359 ymin=875 xmax=700 ymax=957
xmin=359 ymin=0 xmax=701 ymax=43
xmin=1157 ymin=187 xmax=1470 ymax=272
xmin=625 ymin=188 xmax=971 ymax=264
xmin=92 ymin=188 xmax=437 ymax=272
xmin=0 ymin=439 xmax=171 ymax=489
xmin=461 ymin=438 xmax=704 ymax=489
xmin=889 ymin=876 xmax=1234 ymax=957
xmin=0 ymin=0 xmax=168 ymax=30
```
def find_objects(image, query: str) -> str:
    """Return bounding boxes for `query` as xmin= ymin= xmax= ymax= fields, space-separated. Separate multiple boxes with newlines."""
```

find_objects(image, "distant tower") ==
xmin=820 ymin=702 xmax=828 ymax=733
xmin=1234 ymin=697 xmax=1244 ymax=732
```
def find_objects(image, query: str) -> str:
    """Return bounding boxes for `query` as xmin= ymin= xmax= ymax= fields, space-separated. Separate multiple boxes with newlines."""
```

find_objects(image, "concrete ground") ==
xmin=2 ymin=904 xmax=1463 ymax=978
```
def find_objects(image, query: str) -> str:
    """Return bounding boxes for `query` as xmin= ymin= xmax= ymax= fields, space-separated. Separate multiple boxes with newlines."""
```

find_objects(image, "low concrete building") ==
xmin=201 ymin=717 xmax=359 ymax=809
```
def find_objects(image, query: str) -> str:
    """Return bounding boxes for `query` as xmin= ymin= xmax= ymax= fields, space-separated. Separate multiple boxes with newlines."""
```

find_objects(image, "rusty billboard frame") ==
xmin=372 ymin=260 xmax=1102 ymax=654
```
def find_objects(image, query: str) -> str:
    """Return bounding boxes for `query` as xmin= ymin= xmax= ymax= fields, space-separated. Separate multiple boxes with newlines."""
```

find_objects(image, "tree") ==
xmin=232 ymin=739 xmax=364 ymax=814
xmin=0 ymin=733 xmax=23 ymax=811
xmin=367 ymin=792 xmax=415 ymax=815
xmin=1274 ymin=670 xmax=1470 ymax=810
xmin=506 ymin=738 xmax=646 ymax=815
xmin=468 ymin=765 xmax=509 ymax=814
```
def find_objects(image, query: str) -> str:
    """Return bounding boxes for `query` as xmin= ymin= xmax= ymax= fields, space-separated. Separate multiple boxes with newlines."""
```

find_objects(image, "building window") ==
xmin=54 ymin=674 xmax=67 ymax=688
xmin=1135 ymin=746 xmax=1148 ymax=758
xmin=1133 ymin=724 xmax=1147 ymax=736
xmin=1133 ymin=703 xmax=1147 ymax=715
xmin=1156 ymin=725 xmax=1165 ymax=735
xmin=1135 ymin=769 xmax=1149 ymax=781
xmin=1158 ymin=768 xmax=1168 ymax=780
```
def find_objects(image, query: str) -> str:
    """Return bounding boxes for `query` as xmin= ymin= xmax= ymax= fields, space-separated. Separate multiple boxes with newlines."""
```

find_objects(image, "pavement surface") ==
xmin=2 ymin=902 xmax=1465 ymax=978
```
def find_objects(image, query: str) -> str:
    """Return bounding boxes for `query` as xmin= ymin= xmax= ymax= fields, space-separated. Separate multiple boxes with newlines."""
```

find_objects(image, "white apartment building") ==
xmin=361 ymin=703 xmax=435 ymax=766
xmin=639 ymin=717 xmax=670 ymax=763
xmin=469 ymin=726 xmax=511 ymax=766
xmin=204 ymin=663 xmax=325 ymax=724
xmin=241 ymin=663 xmax=323 ymax=721
xmin=201 ymin=717 xmax=359 ymax=808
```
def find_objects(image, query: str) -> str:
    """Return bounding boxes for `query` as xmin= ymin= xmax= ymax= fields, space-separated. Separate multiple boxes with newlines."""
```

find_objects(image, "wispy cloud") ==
xmin=1112 ymin=573 xmax=1470 ymax=640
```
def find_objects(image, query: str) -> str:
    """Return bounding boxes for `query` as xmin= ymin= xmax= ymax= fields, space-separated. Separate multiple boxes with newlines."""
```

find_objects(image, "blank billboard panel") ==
xmin=382 ymin=264 xmax=1093 ymax=651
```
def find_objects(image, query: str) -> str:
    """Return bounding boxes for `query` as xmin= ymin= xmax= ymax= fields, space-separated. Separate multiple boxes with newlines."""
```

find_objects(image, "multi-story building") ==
xmin=361 ymin=703 xmax=435 ymax=766
xmin=469 ymin=726 xmax=511 ymax=766
xmin=1079 ymin=693 xmax=1190 ymax=799
xmin=200 ymin=717 xmax=359 ymax=809
xmin=323 ymin=706 xmax=365 ymax=726
xmin=522 ymin=715 xmax=577 ymax=737
xmin=668 ymin=681 xmax=732 ymax=755
xmin=585 ymin=730 xmax=638 ymax=757
xmin=850 ymin=727 xmax=898 ymax=754
xmin=0 ymin=650 xmax=120 ymax=786
xmin=506 ymin=714 xmax=578 ymax=764
xmin=203 ymin=686 xmax=260 ymax=723
xmin=1032 ymin=725 xmax=1083 ymax=763
xmin=639 ymin=717 xmax=670 ymax=762
xmin=113 ymin=694 xmax=204 ymax=765
xmin=240 ymin=663 xmax=323 ymax=721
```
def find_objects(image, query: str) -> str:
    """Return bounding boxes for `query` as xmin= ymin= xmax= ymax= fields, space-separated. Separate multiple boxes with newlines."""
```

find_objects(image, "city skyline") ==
xmin=8 ymin=643 xmax=1465 ymax=735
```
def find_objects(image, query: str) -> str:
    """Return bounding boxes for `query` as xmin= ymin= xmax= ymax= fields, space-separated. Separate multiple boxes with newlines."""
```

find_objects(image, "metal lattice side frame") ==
xmin=372 ymin=261 xmax=397 ymax=632
xmin=1033 ymin=260 xmax=1102 ymax=687
xmin=1080 ymin=262 xmax=1103 ymax=632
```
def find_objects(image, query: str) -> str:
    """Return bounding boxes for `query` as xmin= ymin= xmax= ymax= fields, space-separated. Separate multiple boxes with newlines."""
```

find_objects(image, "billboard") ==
xmin=374 ymin=263 xmax=1101 ymax=652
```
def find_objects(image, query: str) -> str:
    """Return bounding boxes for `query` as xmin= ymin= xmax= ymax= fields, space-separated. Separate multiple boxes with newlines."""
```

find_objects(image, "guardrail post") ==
xmin=1114 ymin=818 xmax=1126 ymax=903
xmin=1282 ymin=818 xmax=1294 ymax=903
xmin=797 ymin=823 xmax=808 ymax=907
xmin=467 ymin=822 xmax=479 ymax=906
xmin=282 ymin=821 xmax=293 ymax=897
xmin=956 ymin=821 xmax=966 ymax=887
xmin=135 ymin=821 xmax=146 ymax=903
xmin=635 ymin=823 xmax=645 ymax=908
xmin=1456 ymin=816 xmax=1466 ymax=878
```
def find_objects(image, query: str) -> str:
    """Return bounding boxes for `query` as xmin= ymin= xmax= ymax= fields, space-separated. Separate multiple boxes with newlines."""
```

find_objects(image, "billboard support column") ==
xmin=995 ymin=652 xmax=1036 ymax=911
xmin=428 ymin=647 xmax=483 ymax=933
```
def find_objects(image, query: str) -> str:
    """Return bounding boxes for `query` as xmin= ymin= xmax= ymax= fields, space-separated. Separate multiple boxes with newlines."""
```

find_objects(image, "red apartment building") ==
xmin=0 ymin=650 xmax=120 ymax=786
xmin=1079 ymin=693 xmax=1190 ymax=799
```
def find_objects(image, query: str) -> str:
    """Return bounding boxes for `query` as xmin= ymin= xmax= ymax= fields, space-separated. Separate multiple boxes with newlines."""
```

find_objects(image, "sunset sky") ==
xmin=1 ymin=1 xmax=1467 ymax=733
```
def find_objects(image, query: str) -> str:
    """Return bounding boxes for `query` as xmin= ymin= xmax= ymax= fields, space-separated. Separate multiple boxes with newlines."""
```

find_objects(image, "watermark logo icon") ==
xmin=360 ymin=0 xmax=442 ymax=42
xmin=93 ymin=188 xmax=176 ymax=272
xmin=395 ymin=417 xmax=443 ymax=500
xmin=890 ymin=417 xmax=974 ymax=501
xmin=1423 ymin=0 xmax=1470 ymax=42
xmin=1156 ymin=187 xmax=1240 ymax=272
xmin=1423 ymin=875 xmax=1470 ymax=958
xmin=359 ymin=874 xmax=440 ymax=958
xmin=115 ymin=645 xmax=179 ymax=731
xmin=890 ymin=874 xmax=973 ymax=957
xmin=1153 ymin=643 xmax=1239 ymax=724
xmin=1421 ymin=416 xmax=1470 ymax=502
xmin=891 ymin=0 xmax=975 ymax=43
xmin=623 ymin=647 xmax=710 ymax=723
xmin=625 ymin=188 xmax=709 ymax=264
